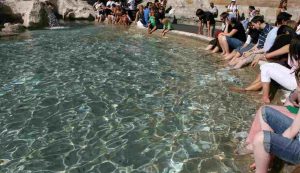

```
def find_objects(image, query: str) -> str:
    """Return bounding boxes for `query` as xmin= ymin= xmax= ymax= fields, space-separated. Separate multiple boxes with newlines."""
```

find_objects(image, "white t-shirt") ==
xmin=263 ymin=27 xmax=278 ymax=52
xmin=296 ymin=25 xmax=300 ymax=35
xmin=209 ymin=6 xmax=218 ymax=15
xmin=106 ymin=0 xmax=115 ymax=7
xmin=228 ymin=4 xmax=238 ymax=13
xmin=127 ymin=0 xmax=136 ymax=10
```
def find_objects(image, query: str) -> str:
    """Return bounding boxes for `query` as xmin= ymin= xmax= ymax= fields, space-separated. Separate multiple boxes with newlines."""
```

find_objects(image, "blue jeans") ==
xmin=235 ymin=43 xmax=255 ymax=55
xmin=262 ymin=106 xmax=300 ymax=164
xmin=226 ymin=36 xmax=244 ymax=49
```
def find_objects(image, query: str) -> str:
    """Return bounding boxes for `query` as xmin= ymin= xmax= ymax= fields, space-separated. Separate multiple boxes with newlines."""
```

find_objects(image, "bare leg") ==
xmin=245 ymin=75 xmax=262 ymax=91
xmin=211 ymin=46 xmax=219 ymax=53
xmin=253 ymin=132 xmax=271 ymax=173
xmin=221 ymin=36 xmax=230 ymax=57
xmin=233 ymin=55 xmax=254 ymax=69
xmin=262 ymin=82 xmax=271 ymax=104
xmin=246 ymin=105 xmax=296 ymax=144
xmin=224 ymin=50 xmax=236 ymax=60
xmin=228 ymin=52 xmax=241 ymax=65
xmin=218 ymin=35 xmax=226 ymax=55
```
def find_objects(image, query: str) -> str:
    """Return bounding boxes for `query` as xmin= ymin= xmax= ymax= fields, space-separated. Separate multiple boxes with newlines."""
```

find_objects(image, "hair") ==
xmin=277 ymin=25 xmax=296 ymax=36
xmin=230 ymin=17 xmax=238 ymax=25
xmin=196 ymin=9 xmax=204 ymax=17
xmin=286 ymin=20 xmax=297 ymax=29
xmin=278 ymin=0 xmax=288 ymax=9
xmin=146 ymin=2 xmax=151 ymax=8
xmin=277 ymin=12 xmax=292 ymax=25
xmin=290 ymin=35 xmax=300 ymax=64
xmin=249 ymin=6 xmax=255 ymax=11
xmin=251 ymin=16 xmax=264 ymax=23
xmin=220 ymin=12 xmax=229 ymax=20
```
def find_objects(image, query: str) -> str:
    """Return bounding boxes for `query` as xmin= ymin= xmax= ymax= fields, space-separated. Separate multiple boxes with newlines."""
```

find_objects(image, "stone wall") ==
xmin=167 ymin=0 xmax=300 ymax=24
xmin=1 ymin=0 xmax=95 ymax=28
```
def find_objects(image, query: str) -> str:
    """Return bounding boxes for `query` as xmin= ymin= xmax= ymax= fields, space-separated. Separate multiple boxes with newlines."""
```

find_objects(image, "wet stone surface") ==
xmin=0 ymin=24 xmax=258 ymax=172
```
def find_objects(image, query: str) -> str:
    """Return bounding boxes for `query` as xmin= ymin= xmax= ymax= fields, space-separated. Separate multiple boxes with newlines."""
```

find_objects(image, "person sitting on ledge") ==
xmin=148 ymin=9 xmax=157 ymax=34
xmin=196 ymin=8 xmax=216 ymax=37
xmin=205 ymin=12 xmax=233 ymax=53
xmin=217 ymin=16 xmax=246 ymax=57
xmin=231 ymin=16 xmax=273 ymax=69
xmin=161 ymin=18 xmax=173 ymax=36
xmin=235 ymin=35 xmax=300 ymax=159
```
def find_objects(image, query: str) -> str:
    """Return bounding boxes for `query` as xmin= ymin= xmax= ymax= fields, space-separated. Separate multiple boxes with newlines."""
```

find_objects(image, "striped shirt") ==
xmin=257 ymin=23 xmax=273 ymax=49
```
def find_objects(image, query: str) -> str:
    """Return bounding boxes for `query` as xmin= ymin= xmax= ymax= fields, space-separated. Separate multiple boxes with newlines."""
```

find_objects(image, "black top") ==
xmin=248 ymin=28 xmax=260 ymax=44
xmin=232 ymin=22 xmax=246 ymax=42
xmin=200 ymin=12 xmax=216 ymax=25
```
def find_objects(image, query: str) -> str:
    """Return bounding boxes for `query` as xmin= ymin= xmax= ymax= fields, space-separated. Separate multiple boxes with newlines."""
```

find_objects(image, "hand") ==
xmin=287 ymin=89 xmax=300 ymax=107
xmin=251 ymin=55 xmax=261 ymax=67
xmin=242 ymin=51 xmax=253 ymax=58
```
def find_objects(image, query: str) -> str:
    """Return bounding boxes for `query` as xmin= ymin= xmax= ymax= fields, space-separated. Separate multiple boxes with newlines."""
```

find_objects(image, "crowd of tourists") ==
xmin=92 ymin=0 xmax=300 ymax=172
xmin=196 ymin=0 xmax=300 ymax=172
xmin=92 ymin=0 xmax=172 ymax=36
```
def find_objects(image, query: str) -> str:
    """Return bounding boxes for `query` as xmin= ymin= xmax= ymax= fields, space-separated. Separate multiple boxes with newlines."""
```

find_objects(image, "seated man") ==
xmin=232 ymin=15 xmax=273 ymax=69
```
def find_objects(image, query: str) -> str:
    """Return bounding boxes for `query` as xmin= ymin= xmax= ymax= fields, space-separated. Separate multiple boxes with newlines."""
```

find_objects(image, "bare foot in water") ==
xmin=262 ymin=96 xmax=270 ymax=104
xmin=229 ymin=87 xmax=246 ymax=93
xmin=249 ymin=163 xmax=256 ymax=170
xmin=223 ymin=54 xmax=229 ymax=58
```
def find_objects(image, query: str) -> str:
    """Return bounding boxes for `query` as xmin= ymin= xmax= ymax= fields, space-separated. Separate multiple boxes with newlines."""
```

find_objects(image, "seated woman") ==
xmin=236 ymin=35 xmax=300 ymax=160
xmin=134 ymin=4 xmax=145 ymax=26
xmin=218 ymin=16 xmax=246 ymax=57
xmin=251 ymin=27 xmax=297 ymax=103
xmin=251 ymin=68 xmax=300 ymax=172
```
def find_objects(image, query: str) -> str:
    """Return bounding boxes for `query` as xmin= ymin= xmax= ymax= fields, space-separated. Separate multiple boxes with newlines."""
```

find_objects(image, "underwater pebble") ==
xmin=234 ymin=131 xmax=248 ymax=139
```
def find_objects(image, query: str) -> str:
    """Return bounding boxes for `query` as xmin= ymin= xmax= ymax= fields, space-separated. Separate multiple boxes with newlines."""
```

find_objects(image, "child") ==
xmin=148 ymin=10 xmax=157 ymax=34
xmin=161 ymin=18 xmax=173 ymax=36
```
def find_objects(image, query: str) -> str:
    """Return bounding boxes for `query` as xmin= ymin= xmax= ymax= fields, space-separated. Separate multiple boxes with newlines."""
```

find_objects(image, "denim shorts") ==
xmin=262 ymin=106 xmax=300 ymax=164
xmin=226 ymin=36 xmax=244 ymax=49
xmin=235 ymin=43 xmax=255 ymax=55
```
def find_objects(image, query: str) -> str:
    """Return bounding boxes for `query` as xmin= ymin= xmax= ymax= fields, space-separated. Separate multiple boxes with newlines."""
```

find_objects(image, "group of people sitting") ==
xmin=134 ymin=1 xmax=173 ymax=36
xmin=198 ymin=0 xmax=300 ymax=172
xmin=93 ymin=0 xmax=135 ymax=25
xmin=92 ymin=0 xmax=172 ymax=36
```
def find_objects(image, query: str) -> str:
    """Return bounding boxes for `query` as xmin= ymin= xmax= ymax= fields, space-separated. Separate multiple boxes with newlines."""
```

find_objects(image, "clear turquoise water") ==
xmin=0 ymin=24 xmax=256 ymax=173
